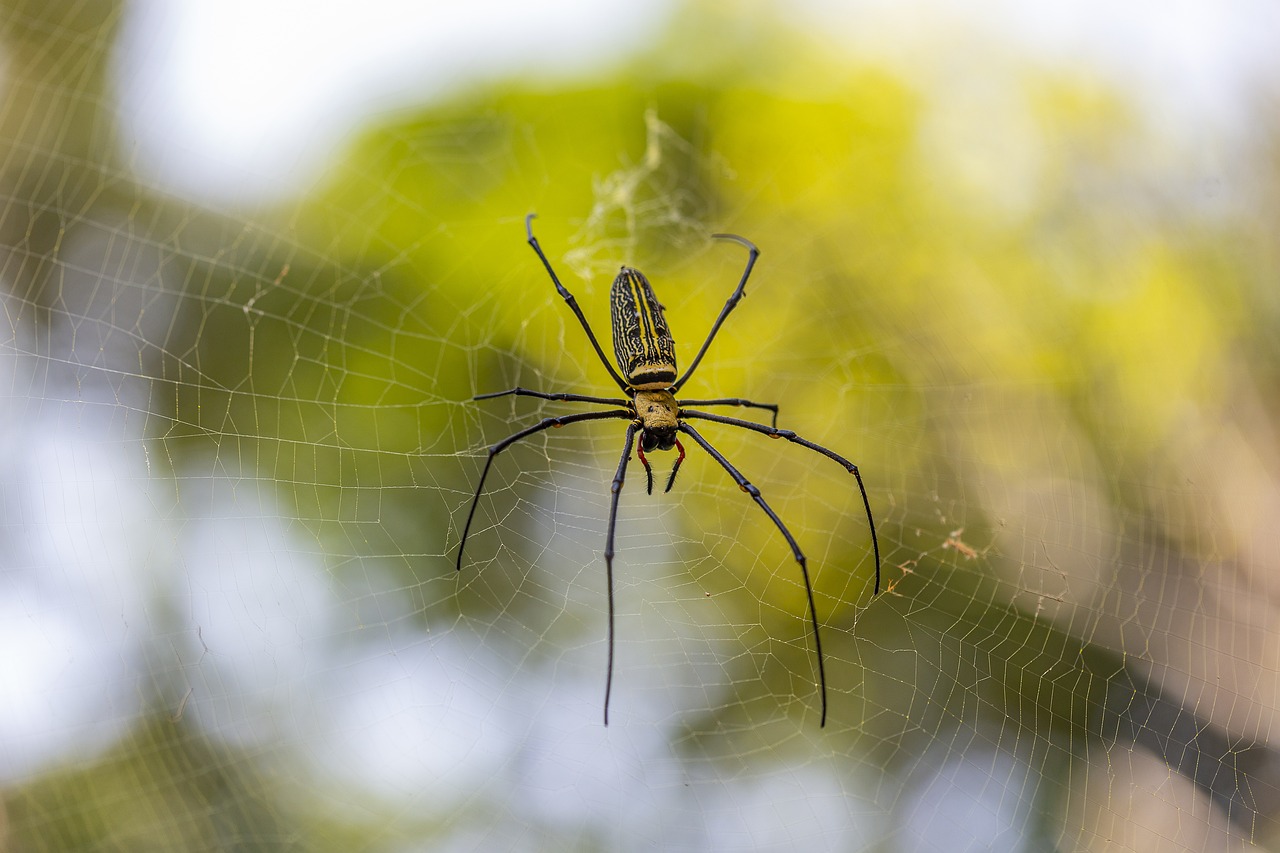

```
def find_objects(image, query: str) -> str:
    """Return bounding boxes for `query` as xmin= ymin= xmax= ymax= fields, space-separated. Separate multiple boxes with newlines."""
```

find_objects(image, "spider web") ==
xmin=3 ymin=2 xmax=1280 ymax=851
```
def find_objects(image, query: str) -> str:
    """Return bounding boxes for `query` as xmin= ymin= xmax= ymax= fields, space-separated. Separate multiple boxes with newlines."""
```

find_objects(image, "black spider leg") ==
xmin=677 ymin=398 xmax=779 ymax=428
xmin=682 ymin=410 xmax=881 ymax=595
xmin=602 ymin=421 xmax=640 ymax=726
xmin=678 ymin=423 xmax=828 ymax=727
xmin=671 ymin=233 xmax=759 ymax=393
xmin=456 ymin=409 xmax=631 ymax=571
xmin=525 ymin=214 xmax=630 ymax=393
xmin=475 ymin=386 xmax=628 ymax=407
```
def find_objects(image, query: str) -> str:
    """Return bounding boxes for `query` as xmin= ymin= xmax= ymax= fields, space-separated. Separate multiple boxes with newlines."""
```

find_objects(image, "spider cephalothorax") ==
xmin=457 ymin=214 xmax=882 ymax=727
xmin=631 ymin=389 xmax=680 ymax=491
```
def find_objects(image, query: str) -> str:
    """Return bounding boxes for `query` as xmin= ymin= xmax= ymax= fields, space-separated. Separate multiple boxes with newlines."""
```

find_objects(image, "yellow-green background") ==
xmin=2 ymin=1 xmax=1277 ymax=850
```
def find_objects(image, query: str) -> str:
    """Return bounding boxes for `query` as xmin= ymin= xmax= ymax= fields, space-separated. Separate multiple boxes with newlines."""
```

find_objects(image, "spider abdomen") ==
xmin=611 ymin=267 xmax=677 ymax=389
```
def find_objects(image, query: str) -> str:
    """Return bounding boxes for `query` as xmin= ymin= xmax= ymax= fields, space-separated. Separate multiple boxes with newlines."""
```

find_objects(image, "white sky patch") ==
xmin=898 ymin=746 xmax=1035 ymax=852
xmin=114 ymin=0 xmax=674 ymax=204
xmin=0 ymin=377 xmax=154 ymax=782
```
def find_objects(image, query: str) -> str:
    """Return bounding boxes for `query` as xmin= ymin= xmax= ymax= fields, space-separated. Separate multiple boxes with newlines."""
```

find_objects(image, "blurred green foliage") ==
xmin=4 ymin=0 xmax=1279 ymax=848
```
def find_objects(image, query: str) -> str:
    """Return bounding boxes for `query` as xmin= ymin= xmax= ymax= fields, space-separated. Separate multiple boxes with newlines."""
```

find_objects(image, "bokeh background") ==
xmin=2 ymin=1 xmax=1280 ymax=850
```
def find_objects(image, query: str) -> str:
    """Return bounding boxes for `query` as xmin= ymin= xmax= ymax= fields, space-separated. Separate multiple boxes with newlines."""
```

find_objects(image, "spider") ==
xmin=457 ymin=214 xmax=881 ymax=727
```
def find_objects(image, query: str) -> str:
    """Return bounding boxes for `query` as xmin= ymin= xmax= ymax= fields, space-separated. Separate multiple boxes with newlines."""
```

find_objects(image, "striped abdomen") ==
xmin=610 ymin=267 xmax=677 ymax=389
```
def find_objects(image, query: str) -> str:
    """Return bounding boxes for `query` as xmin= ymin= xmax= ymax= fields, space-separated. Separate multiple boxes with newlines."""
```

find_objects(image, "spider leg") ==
xmin=677 ymin=423 xmax=828 ymax=728
xmin=525 ymin=214 xmax=630 ymax=393
xmin=682 ymin=409 xmax=881 ymax=595
xmin=475 ymin=386 xmax=629 ymax=407
xmin=677 ymin=397 xmax=779 ymax=428
xmin=663 ymin=438 xmax=686 ymax=494
xmin=602 ymin=421 xmax=641 ymax=726
xmin=456 ymin=409 xmax=630 ymax=571
xmin=636 ymin=438 xmax=655 ymax=495
xmin=672 ymin=233 xmax=759 ymax=393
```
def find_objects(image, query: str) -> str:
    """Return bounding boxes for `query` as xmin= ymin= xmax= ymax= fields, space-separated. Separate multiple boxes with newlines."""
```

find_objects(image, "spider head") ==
xmin=632 ymin=389 xmax=679 ymax=446
xmin=641 ymin=427 xmax=677 ymax=452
